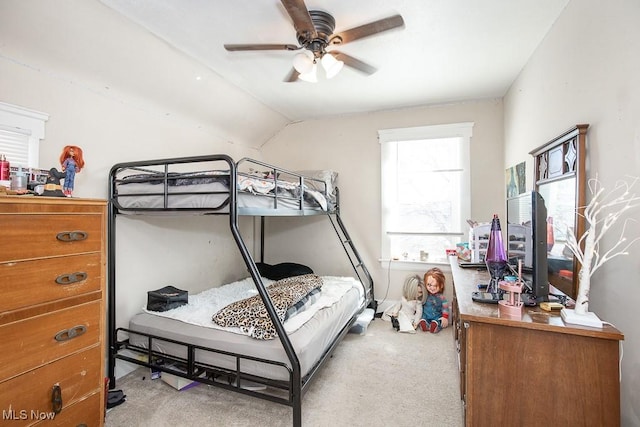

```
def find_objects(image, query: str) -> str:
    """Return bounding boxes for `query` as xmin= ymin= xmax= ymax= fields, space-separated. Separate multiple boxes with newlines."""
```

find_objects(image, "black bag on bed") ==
xmin=147 ymin=285 xmax=188 ymax=312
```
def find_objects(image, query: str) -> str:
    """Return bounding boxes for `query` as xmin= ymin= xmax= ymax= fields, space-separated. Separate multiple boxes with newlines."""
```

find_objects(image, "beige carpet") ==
xmin=106 ymin=318 xmax=463 ymax=426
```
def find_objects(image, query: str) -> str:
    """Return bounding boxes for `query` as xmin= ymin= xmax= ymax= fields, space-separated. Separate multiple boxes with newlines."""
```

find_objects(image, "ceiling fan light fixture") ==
xmin=224 ymin=3 xmax=404 ymax=82
xmin=298 ymin=63 xmax=318 ymax=83
xmin=321 ymin=53 xmax=344 ymax=79
xmin=292 ymin=51 xmax=314 ymax=74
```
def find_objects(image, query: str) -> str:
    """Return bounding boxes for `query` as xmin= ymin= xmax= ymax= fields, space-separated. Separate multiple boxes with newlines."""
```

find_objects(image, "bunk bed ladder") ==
xmin=328 ymin=212 xmax=376 ymax=311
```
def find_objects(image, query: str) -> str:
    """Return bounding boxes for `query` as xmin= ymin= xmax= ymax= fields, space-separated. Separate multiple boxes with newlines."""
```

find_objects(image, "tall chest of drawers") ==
xmin=0 ymin=196 xmax=106 ymax=426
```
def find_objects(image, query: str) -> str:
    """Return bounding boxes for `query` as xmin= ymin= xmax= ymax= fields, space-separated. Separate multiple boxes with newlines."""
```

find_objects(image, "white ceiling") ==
xmin=99 ymin=0 xmax=569 ymax=122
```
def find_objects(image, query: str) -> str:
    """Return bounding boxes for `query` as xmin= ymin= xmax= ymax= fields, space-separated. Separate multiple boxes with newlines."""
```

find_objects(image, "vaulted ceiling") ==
xmin=100 ymin=0 xmax=569 ymax=121
xmin=0 ymin=1 xmax=569 ymax=148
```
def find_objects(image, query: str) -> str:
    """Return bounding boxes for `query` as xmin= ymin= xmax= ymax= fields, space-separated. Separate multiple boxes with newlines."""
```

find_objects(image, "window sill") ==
xmin=379 ymin=258 xmax=452 ymax=271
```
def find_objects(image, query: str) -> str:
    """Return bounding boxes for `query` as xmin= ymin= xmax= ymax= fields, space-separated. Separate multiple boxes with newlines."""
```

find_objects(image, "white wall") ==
xmin=0 ymin=0 xmax=288 ymax=154
xmin=0 ymin=1 xmax=285 ymax=332
xmin=261 ymin=100 xmax=504 ymax=304
xmin=504 ymin=1 xmax=640 ymax=425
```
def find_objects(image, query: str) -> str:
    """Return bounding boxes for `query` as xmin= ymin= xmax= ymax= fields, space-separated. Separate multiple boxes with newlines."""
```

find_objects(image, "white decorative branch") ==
xmin=566 ymin=176 xmax=640 ymax=315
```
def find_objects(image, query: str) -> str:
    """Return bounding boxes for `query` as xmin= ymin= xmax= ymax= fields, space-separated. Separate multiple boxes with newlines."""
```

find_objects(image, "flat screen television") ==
xmin=506 ymin=191 xmax=549 ymax=303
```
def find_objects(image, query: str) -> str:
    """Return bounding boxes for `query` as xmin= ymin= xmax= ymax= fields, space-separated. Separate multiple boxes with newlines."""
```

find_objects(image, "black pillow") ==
xmin=256 ymin=262 xmax=314 ymax=280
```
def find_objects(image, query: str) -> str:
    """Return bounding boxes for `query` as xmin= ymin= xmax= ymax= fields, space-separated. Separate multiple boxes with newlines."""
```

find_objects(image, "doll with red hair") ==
xmin=60 ymin=145 xmax=85 ymax=197
xmin=417 ymin=267 xmax=450 ymax=333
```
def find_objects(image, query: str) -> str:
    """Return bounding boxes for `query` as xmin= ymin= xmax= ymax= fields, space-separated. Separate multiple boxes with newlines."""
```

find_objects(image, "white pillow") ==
xmin=294 ymin=170 xmax=338 ymax=197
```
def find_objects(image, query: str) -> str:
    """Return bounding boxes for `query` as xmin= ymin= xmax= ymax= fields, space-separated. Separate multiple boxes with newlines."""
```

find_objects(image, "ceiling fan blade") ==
xmin=280 ymin=0 xmax=317 ymax=40
xmin=284 ymin=68 xmax=300 ymax=82
xmin=332 ymin=14 xmax=404 ymax=45
xmin=224 ymin=44 xmax=300 ymax=51
xmin=330 ymin=51 xmax=377 ymax=75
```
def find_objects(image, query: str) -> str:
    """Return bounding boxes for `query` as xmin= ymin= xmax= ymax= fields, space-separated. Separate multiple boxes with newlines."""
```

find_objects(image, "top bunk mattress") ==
xmin=124 ymin=276 xmax=364 ymax=382
xmin=110 ymin=157 xmax=337 ymax=215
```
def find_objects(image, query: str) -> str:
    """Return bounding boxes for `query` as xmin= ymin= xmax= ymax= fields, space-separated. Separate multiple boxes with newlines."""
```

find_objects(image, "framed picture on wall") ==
xmin=506 ymin=161 xmax=526 ymax=197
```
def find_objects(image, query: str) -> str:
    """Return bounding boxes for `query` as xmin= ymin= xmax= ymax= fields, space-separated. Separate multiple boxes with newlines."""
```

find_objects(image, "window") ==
xmin=379 ymin=122 xmax=473 ymax=266
xmin=0 ymin=101 xmax=49 ymax=168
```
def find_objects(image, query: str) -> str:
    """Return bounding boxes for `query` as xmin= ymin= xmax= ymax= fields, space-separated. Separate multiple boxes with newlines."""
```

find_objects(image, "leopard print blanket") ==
xmin=211 ymin=274 xmax=323 ymax=340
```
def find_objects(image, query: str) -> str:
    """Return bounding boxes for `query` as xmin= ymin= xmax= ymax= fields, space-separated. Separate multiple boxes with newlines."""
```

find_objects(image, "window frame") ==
xmin=379 ymin=122 xmax=473 ymax=269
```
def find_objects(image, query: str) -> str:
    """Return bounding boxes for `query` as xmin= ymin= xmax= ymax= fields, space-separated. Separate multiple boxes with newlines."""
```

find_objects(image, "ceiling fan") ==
xmin=224 ymin=0 xmax=405 ymax=82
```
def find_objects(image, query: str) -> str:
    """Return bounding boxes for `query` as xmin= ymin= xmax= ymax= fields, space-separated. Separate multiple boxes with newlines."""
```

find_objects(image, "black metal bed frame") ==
xmin=107 ymin=154 xmax=373 ymax=426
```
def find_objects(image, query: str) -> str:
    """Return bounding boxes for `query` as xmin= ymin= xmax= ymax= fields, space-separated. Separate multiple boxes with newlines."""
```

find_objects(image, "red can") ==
xmin=0 ymin=155 xmax=10 ymax=181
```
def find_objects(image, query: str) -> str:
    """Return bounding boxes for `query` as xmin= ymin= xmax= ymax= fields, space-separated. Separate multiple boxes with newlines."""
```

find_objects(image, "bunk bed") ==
xmin=108 ymin=154 xmax=374 ymax=427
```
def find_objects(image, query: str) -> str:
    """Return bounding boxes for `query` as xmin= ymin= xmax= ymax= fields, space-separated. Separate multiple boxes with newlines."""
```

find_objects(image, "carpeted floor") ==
xmin=106 ymin=318 xmax=463 ymax=426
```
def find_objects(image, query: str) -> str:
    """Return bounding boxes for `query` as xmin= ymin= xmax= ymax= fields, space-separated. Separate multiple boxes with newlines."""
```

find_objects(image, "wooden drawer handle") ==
xmin=55 ymin=272 xmax=88 ymax=285
xmin=56 ymin=231 xmax=88 ymax=242
xmin=51 ymin=384 xmax=63 ymax=414
xmin=54 ymin=325 xmax=87 ymax=342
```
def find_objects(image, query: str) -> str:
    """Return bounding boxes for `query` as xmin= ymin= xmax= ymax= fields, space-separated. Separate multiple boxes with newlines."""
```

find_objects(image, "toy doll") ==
xmin=59 ymin=145 xmax=85 ymax=197
xmin=382 ymin=275 xmax=426 ymax=333
xmin=417 ymin=267 xmax=450 ymax=333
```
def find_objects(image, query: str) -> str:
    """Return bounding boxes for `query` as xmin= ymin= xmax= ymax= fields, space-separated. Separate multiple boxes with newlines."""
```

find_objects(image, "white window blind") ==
xmin=0 ymin=102 xmax=49 ymax=168
xmin=379 ymin=123 xmax=473 ymax=265
xmin=0 ymin=128 xmax=30 ymax=167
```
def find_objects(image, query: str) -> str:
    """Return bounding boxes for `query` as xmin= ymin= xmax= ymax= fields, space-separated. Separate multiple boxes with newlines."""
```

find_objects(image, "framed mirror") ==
xmin=530 ymin=124 xmax=588 ymax=299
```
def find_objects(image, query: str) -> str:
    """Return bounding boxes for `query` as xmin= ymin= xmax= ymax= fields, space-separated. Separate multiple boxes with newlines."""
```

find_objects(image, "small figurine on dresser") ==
xmin=60 ymin=145 xmax=85 ymax=197
xmin=41 ymin=168 xmax=66 ymax=197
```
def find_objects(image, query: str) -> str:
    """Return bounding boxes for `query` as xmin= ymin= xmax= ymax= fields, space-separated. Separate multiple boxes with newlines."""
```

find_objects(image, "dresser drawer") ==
xmin=0 ymin=214 xmax=103 ymax=262
xmin=0 ymin=254 xmax=102 ymax=313
xmin=0 ymin=345 xmax=102 ymax=427
xmin=0 ymin=300 xmax=101 ymax=381
xmin=34 ymin=391 xmax=103 ymax=427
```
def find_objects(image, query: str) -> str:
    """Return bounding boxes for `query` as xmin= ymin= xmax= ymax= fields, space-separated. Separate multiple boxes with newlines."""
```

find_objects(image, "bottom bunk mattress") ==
xmin=124 ymin=276 xmax=364 ymax=382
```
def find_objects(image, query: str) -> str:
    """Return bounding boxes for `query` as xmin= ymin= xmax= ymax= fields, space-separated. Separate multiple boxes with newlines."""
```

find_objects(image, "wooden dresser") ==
xmin=0 ymin=196 xmax=106 ymax=426
xmin=450 ymin=258 xmax=623 ymax=427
